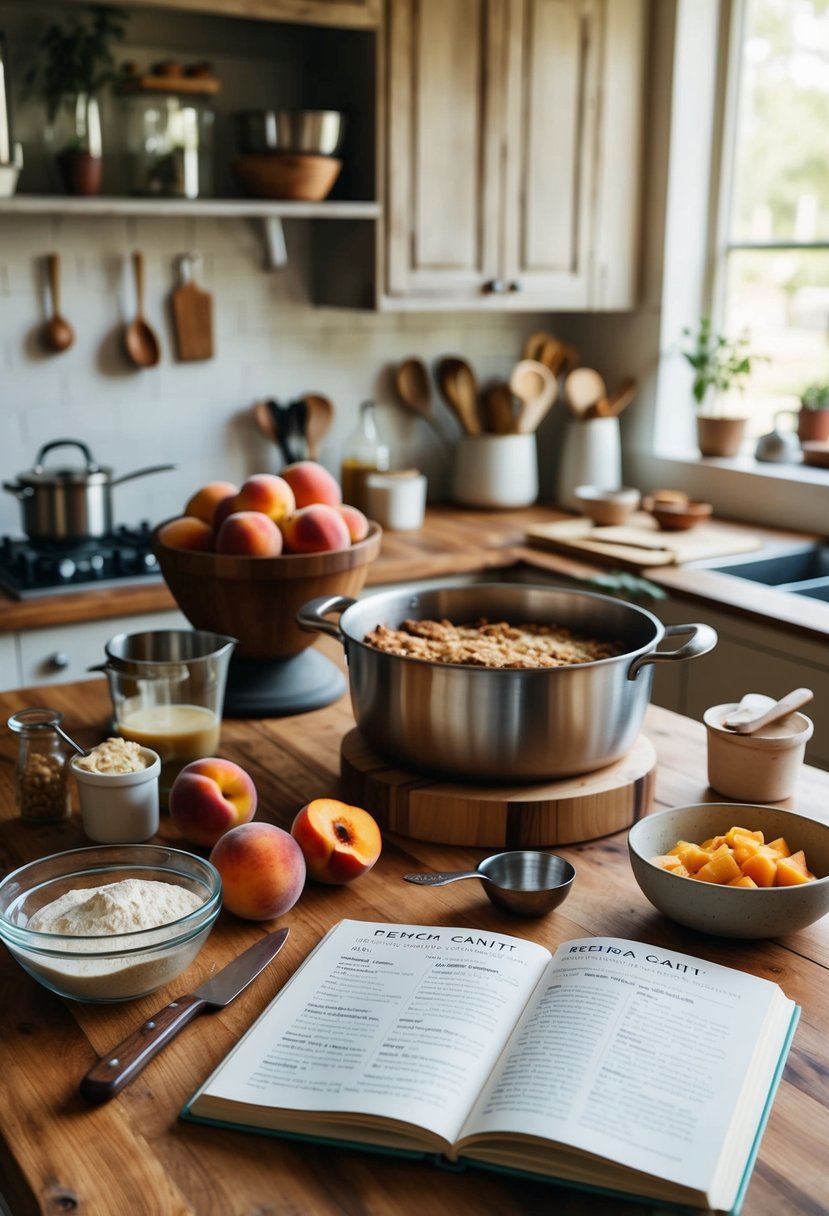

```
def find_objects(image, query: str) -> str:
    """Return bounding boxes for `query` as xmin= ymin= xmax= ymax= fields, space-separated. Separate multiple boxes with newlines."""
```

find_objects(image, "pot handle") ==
xmin=2 ymin=480 xmax=32 ymax=500
xmin=296 ymin=595 xmax=358 ymax=644
xmin=34 ymin=439 xmax=98 ymax=472
xmin=110 ymin=463 xmax=176 ymax=486
xmin=627 ymin=622 xmax=718 ymax=681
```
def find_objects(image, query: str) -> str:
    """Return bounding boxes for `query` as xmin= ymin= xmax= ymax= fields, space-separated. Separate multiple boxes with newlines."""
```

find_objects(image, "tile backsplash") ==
xmin=0 ymin=212 xmax=553 ymax=537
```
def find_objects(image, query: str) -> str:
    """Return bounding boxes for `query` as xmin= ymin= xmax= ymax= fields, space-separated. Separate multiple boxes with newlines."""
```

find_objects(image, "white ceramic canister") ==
xmin=365 ymin=471 xmax=427 ymax=531
xmin=72 ymin=747 xmax=161 ymax=843
xmin=452 ymin=433 xmax=538 ymax=508
xmin=703 ymin=703 xmax=814 ymax=802
xmin=557 ymin=417 xmax=622 ymax=511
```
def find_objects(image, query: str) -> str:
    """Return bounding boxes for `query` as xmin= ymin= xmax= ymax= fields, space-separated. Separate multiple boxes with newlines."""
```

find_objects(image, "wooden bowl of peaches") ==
xmin=153 ymin=462 xmax=382 ymax=660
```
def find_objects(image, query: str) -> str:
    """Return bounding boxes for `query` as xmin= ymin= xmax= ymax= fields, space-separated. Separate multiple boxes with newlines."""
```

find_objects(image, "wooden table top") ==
xmin=1 ymin=675 xmax=828 ymax=1216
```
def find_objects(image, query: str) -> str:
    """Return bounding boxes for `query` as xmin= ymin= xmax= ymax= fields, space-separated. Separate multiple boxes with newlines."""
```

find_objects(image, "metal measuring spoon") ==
xmin=8 ymin=707 xmax=88 ymax=755
xmin=404 ymin=850 xmax=576 ymax=918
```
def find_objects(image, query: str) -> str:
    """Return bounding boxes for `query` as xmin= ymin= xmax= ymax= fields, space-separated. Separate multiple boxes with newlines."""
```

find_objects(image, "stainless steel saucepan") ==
xmin=3 ymin=439 xmax=175 ymax=543
xmin=297 ymin=583 xmax=717 ymax=782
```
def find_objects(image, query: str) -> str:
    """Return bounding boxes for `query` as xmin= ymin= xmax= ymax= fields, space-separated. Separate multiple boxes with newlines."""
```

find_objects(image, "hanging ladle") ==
xmin=123 ymin=250 xmax=161 ymax=368
xmin=404 ymin=850 xmax=576 ymax=918
xmin=42 ymin=253 xmax=75 ymax=354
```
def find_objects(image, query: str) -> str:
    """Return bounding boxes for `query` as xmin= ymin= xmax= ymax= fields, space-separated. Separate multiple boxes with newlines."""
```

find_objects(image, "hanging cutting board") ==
xmin=171 ymin=253 xmax=213 ymax=361
xmin=525 ymin=515 xmax=762 ymax=569
xmin=340 ymin=729 xmax=656 ymax=847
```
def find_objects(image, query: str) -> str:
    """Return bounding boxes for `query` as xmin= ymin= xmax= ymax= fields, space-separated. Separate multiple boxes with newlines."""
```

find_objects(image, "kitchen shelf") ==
xmin=0 ymin=196 xmax=381 ymax=219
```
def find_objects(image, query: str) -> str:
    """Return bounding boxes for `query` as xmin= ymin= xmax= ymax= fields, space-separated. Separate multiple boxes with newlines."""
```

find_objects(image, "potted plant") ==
xmin=25 ymin=5 xmax=125 ymax=196
xmin=797 ymin=382 xmax=829 ymax=445
xmin=682 ymin=317 xmax=760 ymax=457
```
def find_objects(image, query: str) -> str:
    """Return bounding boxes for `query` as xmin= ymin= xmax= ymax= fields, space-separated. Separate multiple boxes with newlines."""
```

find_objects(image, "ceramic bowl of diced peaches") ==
xmin=628 ymin=803 xmax=829 ymax=938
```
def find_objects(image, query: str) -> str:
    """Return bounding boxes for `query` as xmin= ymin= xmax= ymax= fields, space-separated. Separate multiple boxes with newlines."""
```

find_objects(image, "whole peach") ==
xmin=169 ymin=757 xmax=257 ymax=848
xmin=210 ymin=822 xmax=306 ymax=920
xmin=157 ymin=515 xmax=215 ymax=552
xmin=336 ymin=503 xmax=369 ymax=543
xmin=280 ymin=503 xmax=351 ymax=555
xmin=281 ymin=460 xmax=342 ymax=509
xmin=231 ymin=473 xmax=296 ymax=524
xmin=185 ymin=481 xmax=239 ymax=526
xmin=216 ymin=511 xmax=284 ymax=557
xmin=291 ymin=798 xmax=382 ymax=884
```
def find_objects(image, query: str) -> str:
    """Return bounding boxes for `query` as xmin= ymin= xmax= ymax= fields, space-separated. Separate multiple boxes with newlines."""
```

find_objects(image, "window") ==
xmin=718 ymin=0 xmax=829 ymax=437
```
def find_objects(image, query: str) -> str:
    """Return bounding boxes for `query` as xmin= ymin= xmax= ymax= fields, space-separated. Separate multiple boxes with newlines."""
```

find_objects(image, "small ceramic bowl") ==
xmin=704 ymin=702 xmax=814 ymax=802
xmin=0 ymin=845 xmax=221 ymax=1002
xmin=72 ymin=746 xmax=161 ymax=843
xmin=628 ymin=803 xmax=829 ymax=938
xmin=573 ymin=485 xmax=641 ymax=526
xmin=642 ymin=495 xmax=713 ymax=531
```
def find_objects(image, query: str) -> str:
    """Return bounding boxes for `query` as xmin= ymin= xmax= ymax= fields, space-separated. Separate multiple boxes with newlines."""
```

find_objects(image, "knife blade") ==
xmin=79 ymin=927 xmax=290 ymax=1104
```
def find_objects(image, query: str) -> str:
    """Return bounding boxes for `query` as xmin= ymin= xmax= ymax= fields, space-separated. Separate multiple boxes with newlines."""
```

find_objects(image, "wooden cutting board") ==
xmin=526 ymin=514 xmax=762 ymax=569
xmin=171 ymin=256 xmax=213 ymax=361
xmin=340 ymin=728 xmax=656 ymax=847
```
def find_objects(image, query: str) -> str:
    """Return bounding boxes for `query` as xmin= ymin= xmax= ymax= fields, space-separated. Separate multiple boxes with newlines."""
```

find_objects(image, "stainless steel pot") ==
xmin=3 ymin=440 xmax=175 ymax=543
xmin=298 ymin=583 xmax=717 ymax=781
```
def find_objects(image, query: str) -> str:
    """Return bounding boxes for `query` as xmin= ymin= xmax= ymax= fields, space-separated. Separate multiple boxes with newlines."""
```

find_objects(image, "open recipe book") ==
xmin=182 ymin=921 xmax=799 ymax=1214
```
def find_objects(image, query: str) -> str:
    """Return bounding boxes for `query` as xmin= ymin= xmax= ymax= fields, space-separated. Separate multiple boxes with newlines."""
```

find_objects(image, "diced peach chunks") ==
xmin=700 ymin=834 xmax=730 ymax=851
xmin=765 ymin=837 xmax=792 ymax=859
xmin=775 ymin=856 xmax=812 ymax=886
xmin=729 ymin=874 xmax=758 ymax=888
xmin=741 ymin=847 xmax=779 ymax=888
xmin=668 ymin=841 xmax=710 ymax=874
xmin=731 ymin=835 xmax=763 ymax=867
xmin=725 ymin=826 xmax=765 ymax=847
xmin=695 ymin=845 xmax=742 ymax=886
xmin=652 ymin=855 xmax=690 ymax=877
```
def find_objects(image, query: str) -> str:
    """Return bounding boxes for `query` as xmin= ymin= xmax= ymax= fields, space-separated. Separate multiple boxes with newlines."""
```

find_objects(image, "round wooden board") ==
xmin=340 ymin=729 xmax=657 ymax=848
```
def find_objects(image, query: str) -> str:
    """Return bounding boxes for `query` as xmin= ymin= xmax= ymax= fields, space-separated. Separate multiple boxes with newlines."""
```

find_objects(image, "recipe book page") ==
xmin=192 ymin=920 xmax=551 ymax=1146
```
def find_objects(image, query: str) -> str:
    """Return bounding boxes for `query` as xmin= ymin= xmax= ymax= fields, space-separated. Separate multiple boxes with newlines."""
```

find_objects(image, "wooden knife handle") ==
xmin=79 ymin=993 xmax=206 ymax=1103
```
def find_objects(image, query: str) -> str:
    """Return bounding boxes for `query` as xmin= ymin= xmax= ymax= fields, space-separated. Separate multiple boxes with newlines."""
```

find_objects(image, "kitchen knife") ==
xmin=79 ymin=927 xmax=289 ymax=1103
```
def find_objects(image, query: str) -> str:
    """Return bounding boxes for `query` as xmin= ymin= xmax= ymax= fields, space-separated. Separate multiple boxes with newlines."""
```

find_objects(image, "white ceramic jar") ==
xmin=703 ymin=703 xmax=814 ymax=802
xmin=453 ymin=434 xmax=538 ymax=508
xmin=365 ymin=471 xmax=427 ymax=530
xmin=72 ymin=747 xmax=161 ymax=843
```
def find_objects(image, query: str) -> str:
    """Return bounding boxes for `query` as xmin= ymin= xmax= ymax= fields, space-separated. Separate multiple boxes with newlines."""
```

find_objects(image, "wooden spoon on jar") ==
xmin=42 ymin=253 xmax=75 ymax=354
xmin=123 ymin=251 xmax=161 ymax=368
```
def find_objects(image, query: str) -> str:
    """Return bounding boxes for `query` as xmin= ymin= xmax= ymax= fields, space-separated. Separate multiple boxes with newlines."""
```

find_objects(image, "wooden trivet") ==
xmin=340 ymin=729 xmax=656 ymax=847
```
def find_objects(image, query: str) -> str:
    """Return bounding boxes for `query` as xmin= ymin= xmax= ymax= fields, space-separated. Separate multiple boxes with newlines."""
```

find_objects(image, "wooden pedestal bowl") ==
xmin=152 ymin=522 xmax=382 ymax=660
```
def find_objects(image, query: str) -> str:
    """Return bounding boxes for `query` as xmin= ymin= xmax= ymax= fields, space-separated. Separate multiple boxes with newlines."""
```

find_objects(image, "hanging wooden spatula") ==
xmin=172 ymin=252 xmax=213 ymax=362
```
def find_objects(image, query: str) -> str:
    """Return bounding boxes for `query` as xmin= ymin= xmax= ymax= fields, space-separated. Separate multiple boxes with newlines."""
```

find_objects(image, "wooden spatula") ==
xmin=171 ymin=252 xmax=213 ymax=362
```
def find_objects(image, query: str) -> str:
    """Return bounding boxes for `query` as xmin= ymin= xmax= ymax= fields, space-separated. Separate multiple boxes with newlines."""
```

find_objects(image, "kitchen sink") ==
xmin=688 ymin=542 xmax=829 ymax=600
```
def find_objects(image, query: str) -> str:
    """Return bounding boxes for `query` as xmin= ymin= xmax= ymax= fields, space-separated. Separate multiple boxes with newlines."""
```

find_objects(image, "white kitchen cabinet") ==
xmin=10 ymin=609 xmax=187 ymax=693
xmin=383 ymin=0 xmax=646 ymax=310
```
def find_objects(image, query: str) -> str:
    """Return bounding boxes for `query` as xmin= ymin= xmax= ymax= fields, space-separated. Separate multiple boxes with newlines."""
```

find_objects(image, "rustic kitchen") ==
xmin=0 ymin=2 xmax=828 ymax=1214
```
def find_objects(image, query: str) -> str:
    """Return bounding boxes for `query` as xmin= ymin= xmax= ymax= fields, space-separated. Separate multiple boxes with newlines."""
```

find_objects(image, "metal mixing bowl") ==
xmin=233 ymin=109 xmax=345 ymax=156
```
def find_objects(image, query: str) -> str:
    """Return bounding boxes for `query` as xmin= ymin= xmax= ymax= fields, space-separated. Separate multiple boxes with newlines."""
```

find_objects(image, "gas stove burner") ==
xmin=0 ymin=523 xmax=163 ymax=598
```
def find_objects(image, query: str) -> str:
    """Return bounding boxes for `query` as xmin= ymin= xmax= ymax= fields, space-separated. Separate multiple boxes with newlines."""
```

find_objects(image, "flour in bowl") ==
xmin=28 ymin=878 xmax=202 ymax=935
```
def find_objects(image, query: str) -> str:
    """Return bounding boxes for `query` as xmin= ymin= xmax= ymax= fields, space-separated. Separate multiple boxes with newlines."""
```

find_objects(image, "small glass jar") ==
xmin=340 ymin=401 xmax=390 ymax=514
xmin=7 ymin=708 xmax=73 ymax=824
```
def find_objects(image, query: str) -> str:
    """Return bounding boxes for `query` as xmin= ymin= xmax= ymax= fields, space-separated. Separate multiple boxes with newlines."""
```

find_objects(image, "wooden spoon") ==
xmin=590 ymin=377 xmax=639 ymax=419
xmin=394 ymin=358 xmax=452 ymax=446
xmin=42 ymin=253 xmax=75 ymax=353
xmin=435 ymin=356 xmax=481 ymax=435
xmin=723 ymin=688 xmax=814 ymax=734
xmin=564 ymin=367 xmax=606 ymax=418
xmin=483 ymin=382 xmax=515 ymax=434
xmin=302 ymin=393 xmax=334 ymax=459
xmin=509 ymin=360 xmax=558 ymax=433
xmin=123 ymin=251 xmax=161 ymax=368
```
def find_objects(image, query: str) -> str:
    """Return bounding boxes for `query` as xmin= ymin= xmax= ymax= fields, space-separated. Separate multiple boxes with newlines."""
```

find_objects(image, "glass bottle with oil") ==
xmin=340 ymin=400 xmax=390 ymax=513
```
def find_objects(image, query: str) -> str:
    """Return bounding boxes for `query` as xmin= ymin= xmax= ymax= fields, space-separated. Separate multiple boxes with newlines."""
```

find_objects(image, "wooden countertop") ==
xmin=2 ymin=506 xmax=827 ymax=640
xmin=0 ymin=676 xmax=828 ymax=1216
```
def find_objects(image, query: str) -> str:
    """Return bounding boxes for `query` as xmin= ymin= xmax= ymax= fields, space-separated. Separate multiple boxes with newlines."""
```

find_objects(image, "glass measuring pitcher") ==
xmin=101 ymin=630 xmax=236 ymax=800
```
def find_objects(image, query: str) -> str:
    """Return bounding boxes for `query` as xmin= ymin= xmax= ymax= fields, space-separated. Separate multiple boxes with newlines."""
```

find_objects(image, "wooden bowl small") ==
xmin=801 ymin=441 xmax=829 ymax=470
xmin=642 ymin=496 xmax=712 ymax=531
xmin=153 ymin=522 xmax=382 ymax=659
xmin=573 ymin=485 xmax=641 ymax=526
xmin=231 ymin=153 xmax=342 ymax=201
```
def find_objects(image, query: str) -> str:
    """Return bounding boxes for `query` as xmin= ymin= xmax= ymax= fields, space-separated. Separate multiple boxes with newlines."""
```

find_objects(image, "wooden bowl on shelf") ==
xmin=152 ymin=522 xmax=382 ymax=660
xmin=231 ymin=153 xmax=343 ymax=201
xmin=801 ymin=441 xmax=829 ymax=470
xmin=642 ymin=494 xmax=712 ymax=532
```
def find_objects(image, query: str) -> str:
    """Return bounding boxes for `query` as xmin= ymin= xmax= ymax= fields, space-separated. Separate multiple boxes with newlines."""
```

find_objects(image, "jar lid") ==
xmin=7 ymin=707 xmax=63 ymax=733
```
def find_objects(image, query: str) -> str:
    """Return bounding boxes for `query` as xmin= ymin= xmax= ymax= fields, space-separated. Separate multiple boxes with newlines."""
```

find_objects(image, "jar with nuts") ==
xmin=7 ymin=708 xmax=73 ymax=824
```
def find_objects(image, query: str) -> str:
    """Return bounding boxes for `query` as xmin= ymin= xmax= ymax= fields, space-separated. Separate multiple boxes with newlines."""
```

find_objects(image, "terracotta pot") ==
xmin=696 ymin=416 xmax=747 ymax=458
xmin=56 ymin=151 xmax=102 ymax=196
xmin=797 ymin=408 xmax=829 ymax=445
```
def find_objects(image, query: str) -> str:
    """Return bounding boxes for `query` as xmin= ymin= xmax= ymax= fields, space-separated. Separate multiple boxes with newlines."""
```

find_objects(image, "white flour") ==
xmin=22 ymin=878 xmax=207 ymax=1002
xmin=29 ymin=878 xmax=201 ymax=935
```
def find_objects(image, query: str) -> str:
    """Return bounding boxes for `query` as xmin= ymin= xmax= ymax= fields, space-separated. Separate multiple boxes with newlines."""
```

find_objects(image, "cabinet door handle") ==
xmin=508 ymin=280 xmax=522 ymax=293
xmin=48 ymin=652 xmax=70 ymax=671
xmin=483 ymin=279 xmax=507 ymax=295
